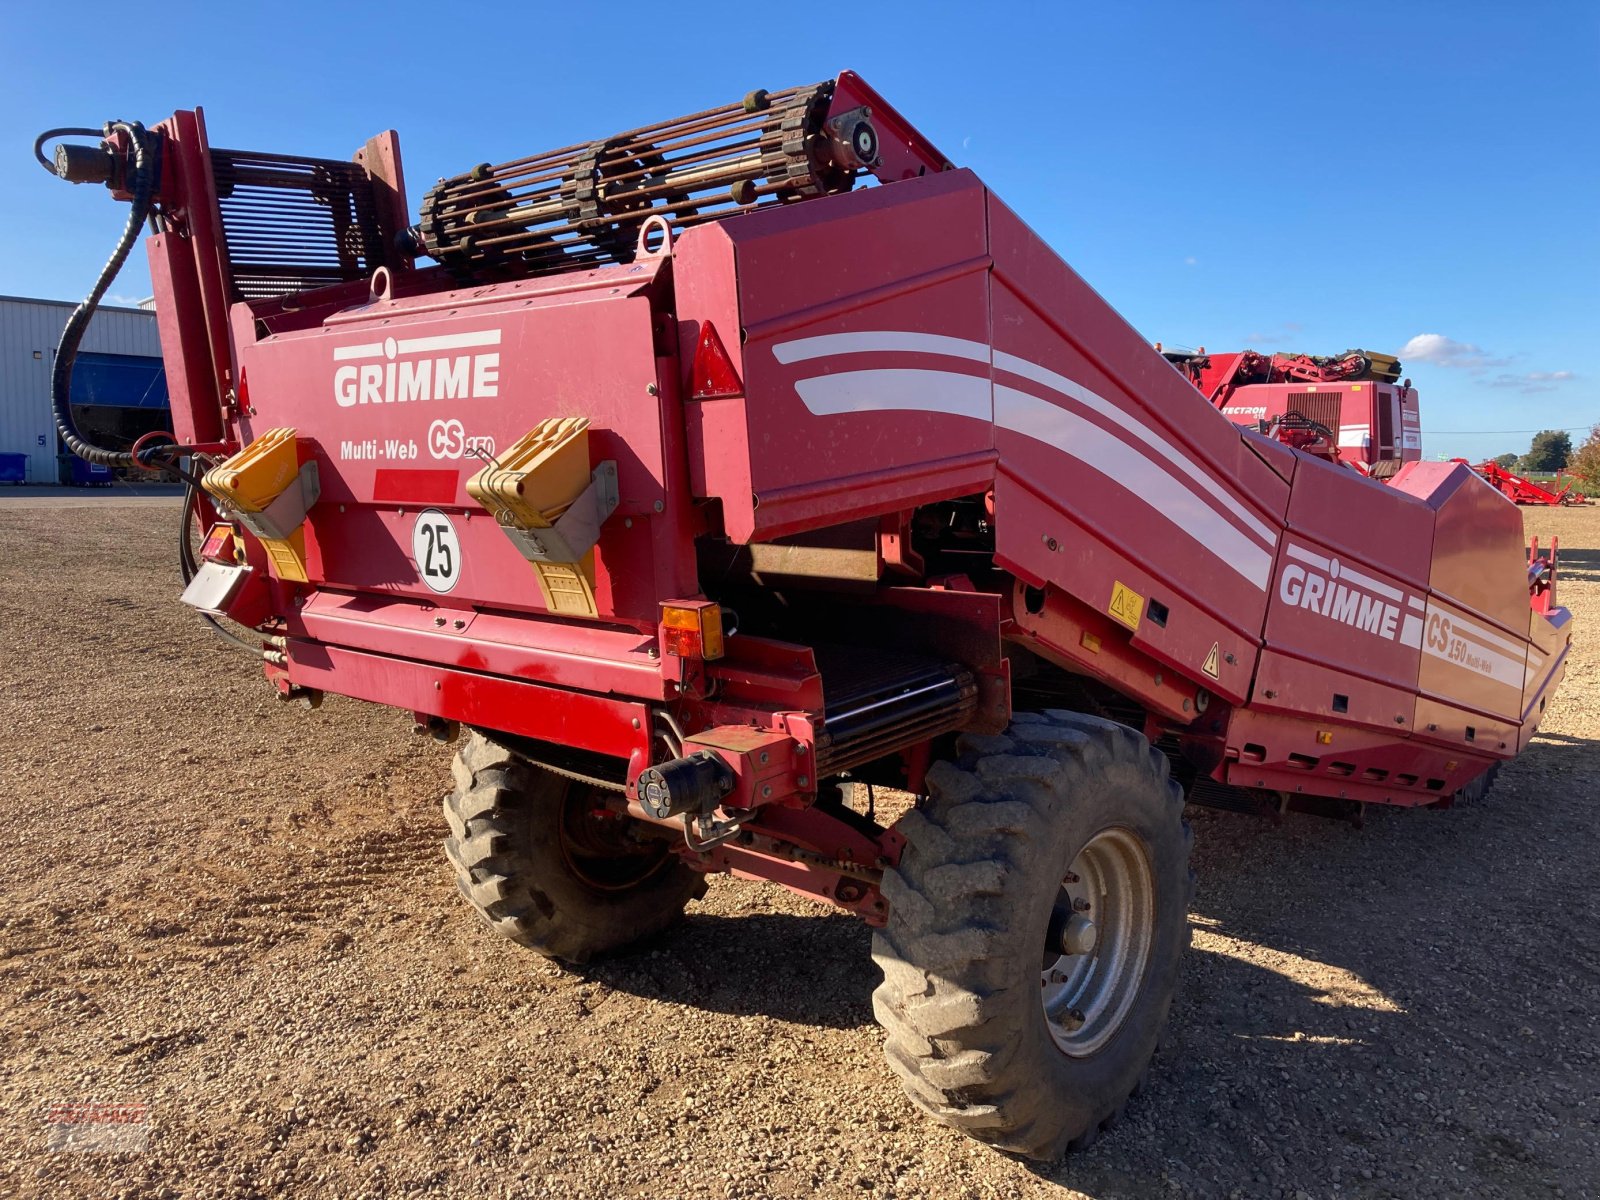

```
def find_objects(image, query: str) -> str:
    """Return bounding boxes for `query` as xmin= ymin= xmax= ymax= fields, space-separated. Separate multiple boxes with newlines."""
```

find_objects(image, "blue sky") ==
xmin=4 ymin=1 xmax=1594 ymax=461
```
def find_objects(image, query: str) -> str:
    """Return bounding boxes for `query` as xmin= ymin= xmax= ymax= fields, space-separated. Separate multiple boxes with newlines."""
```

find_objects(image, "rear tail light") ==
xmin=661 ymin=601 xmax=725 ymax=660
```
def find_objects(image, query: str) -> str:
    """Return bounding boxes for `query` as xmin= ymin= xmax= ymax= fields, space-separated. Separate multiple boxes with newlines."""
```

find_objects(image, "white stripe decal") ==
xmin=396 ymin=330 xmax=502 ymax=355
xmin=1422 ymin=601 xmax=1525 ymax=689
xmin=993 ymin=351 xmax=1279 ymax=548
xmin=789 ymin=368 xmax=1272 ymax=588
xmin=793 ymin=369 xmax=991 ymax=422
xmin=1407 ymin=595 xmax=1426 ymax=612
xmin=1400 ymin=614 xmax=1423 ymax=649
xmin=1338 ymin=562 xmax=1405 ymax=604
xmin=770 ymin=331 xmax=1277 ymax=550
xmin=774 ymin=331 xmax=990 ymax=365
xmin=332 ymin=342 xmax=384 ymax=361
xmin=1422 ymin=637 xmax=1524 ymax=690
xmin=1449 ymin=615 xmax=1526 ymax=659
xmin=334 ymin=330 xmax=503 ymax=361
xmin=994 ymin=386 xmax=1272 ymax=588
xmin=1286 ymin=544 xmax=1331 ymax=571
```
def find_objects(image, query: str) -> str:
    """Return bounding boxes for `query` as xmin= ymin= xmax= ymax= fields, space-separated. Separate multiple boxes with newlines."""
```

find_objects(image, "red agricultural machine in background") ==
xmin=39 ymin=74 xmax=1572 ymax=1160
xmin=1459 ymin=459 xmax=1588 ymax=506
xmin=1164 ymin=345 xmax=1419 ymax=475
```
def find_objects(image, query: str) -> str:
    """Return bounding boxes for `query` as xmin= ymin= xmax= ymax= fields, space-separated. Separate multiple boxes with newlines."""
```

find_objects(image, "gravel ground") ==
xmin=1 ymin=497 xmax=1597 ymax=1200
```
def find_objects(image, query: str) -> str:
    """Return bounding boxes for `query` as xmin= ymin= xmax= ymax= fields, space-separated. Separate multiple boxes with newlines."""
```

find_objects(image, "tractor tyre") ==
xmin=443 ymin=730 xmax=706 ymax=963
xmin=871 ymin=711 xmax=1193 ymax=1160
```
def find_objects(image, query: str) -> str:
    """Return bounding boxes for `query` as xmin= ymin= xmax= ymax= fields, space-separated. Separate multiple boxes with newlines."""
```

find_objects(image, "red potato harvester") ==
xmin=38 ymin=74 xmax=1571 ymax=1159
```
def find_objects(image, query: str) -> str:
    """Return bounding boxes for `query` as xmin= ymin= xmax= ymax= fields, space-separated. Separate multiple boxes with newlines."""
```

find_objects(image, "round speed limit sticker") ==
xmin=411 ymin=509 xmax=462 ymax=593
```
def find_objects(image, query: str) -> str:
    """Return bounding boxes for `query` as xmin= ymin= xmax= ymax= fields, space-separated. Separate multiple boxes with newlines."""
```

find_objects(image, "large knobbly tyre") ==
xmin=443 ymin=730 xmax=706 ymax=963
xmin=871 ymin=710 xmax=1192 ymax=1161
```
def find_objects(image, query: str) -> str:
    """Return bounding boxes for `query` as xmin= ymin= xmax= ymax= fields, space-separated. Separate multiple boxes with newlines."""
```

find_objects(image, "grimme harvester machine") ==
xmin=40 ymin=74 xmax=1572 ymax=1159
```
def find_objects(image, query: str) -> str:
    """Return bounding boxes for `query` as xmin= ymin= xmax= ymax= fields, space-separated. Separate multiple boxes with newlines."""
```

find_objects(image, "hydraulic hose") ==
xmin=33 ymin=127 xmax=103 ymax=174
xmin=41 ymin=121 xmax=189 ymax=477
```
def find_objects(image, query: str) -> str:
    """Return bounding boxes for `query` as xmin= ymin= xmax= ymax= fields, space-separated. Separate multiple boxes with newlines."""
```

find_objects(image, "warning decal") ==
xmin=1107 ymin=581 xmax=1144 ymax=631
xmin=1202 ymin=642 xmax=1221 ymax=679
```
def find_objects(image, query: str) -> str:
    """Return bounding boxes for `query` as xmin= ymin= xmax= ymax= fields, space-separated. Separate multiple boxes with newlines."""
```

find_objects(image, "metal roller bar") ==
xmin=409 ymin=79 xmax=881 ymax=281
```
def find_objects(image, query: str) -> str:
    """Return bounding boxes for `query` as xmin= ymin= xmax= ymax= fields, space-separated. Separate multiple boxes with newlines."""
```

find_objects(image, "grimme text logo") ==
xmin=333 ymin=330 xmax=501 ymax=408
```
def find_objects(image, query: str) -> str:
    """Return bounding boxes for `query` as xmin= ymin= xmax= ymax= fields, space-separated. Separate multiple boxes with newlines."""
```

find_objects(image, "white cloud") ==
xmin=1183 ymin=256 xmax=1197 ymax=266
xmin=1489 ymin=369 xmax=1576 ymax=394
xmin=1398 ymin=333 xmax=1509 ymax=371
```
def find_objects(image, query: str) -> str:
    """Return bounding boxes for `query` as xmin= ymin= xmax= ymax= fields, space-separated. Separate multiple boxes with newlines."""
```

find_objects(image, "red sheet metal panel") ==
xmin=285 ymin=640 xmax=651 ymax=764
xmin=236 ymin=264 xmax=696 ymax=623
xmin=1281 ymin=451 xmax=1436 ymax=589
xmin=1223 ymin=709 xmax=1492 ymax=806
xmin=1521 ymin=606 xmax=1573 ymax=751
xmin=681 ymin=170 xmax=995 ymax=544
xmin=985 ymin=193 xmax=1289 ymax=702
xmin=1389 ymin=461 xmax=1529 ymax=636
xmin=290 ymin=589 xmax=670 ymax=699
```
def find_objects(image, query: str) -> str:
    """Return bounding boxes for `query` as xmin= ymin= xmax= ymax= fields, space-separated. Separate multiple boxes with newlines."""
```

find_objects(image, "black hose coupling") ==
xmin=636 ymin=751 xmax=735 ymax=820
xmin=53 ymin=141 xmax=118 ymax=185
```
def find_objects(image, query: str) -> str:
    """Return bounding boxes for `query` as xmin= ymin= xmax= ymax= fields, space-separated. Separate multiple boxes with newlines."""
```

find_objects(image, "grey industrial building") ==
xmin=0 ymin=295 xmax=169 ymax=484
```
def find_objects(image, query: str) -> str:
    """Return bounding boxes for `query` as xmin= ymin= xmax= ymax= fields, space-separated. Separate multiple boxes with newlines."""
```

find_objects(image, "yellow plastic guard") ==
xmin=466 ymin=417 xmax=591 ymax=529
xmin=204 ymin=428 xmax=299 ymax=510
xmin=201 ymin=428 xmax=311 ymax=584
xmin=466 ymin=417 xmax=600 ymax=617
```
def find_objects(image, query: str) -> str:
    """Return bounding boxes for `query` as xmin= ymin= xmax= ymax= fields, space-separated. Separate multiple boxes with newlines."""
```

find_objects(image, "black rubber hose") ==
xmin=48 ymin=121 xmax=177 ymax=473
xmin=33 ymin=127 xmax=102 ymax=174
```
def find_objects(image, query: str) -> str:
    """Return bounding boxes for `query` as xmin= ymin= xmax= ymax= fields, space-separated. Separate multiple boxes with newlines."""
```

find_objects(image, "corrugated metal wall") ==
xmin=0 ymin=297 xmax=163 ymax=483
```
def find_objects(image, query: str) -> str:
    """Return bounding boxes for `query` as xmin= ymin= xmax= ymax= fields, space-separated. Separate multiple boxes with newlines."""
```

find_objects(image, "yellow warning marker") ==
xmin=206 ymin=428 xmax=300 ymax=508
xmin=466 ymin=417 xmax=602 ymax=618
xmin=1107 ymin=580 xmax=1144 ymax=631
xmin=201 ymin=428 xmax=315 ymax=583
xmin=1202 ymin=642 xmax=1221 ymax=679
xmin=467 ymin=417 xmax=591 ymax=530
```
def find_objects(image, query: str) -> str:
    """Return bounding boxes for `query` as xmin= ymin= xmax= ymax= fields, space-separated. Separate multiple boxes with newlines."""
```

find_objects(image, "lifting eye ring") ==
xmin=636 ymin=214 xmax=673 ymax=259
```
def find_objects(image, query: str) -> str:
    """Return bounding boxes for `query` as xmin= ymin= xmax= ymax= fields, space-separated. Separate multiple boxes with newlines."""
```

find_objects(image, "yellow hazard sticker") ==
xmin=1202 ymin=642 xmax=1221 ymax=679
xmin=1107 ymin=581 xmax=1143 ymax=631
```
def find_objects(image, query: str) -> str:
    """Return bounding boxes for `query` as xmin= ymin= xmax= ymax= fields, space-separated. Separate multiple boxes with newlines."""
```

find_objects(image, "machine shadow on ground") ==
xmin=1551 ymin=545 xmax=1600 ymax=584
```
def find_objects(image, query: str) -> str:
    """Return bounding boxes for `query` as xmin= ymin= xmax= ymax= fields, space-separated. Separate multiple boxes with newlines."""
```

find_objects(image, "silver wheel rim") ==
xmin=1040 ymin=826 xmax=1155 ymax=1057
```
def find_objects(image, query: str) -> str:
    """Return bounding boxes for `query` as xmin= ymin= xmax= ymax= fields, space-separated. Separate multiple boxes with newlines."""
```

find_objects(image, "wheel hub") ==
xmin=1040 ymin=826 xmax=1155 ymax=1056
xmin=557 ymin=783 xmax=674 ymax=892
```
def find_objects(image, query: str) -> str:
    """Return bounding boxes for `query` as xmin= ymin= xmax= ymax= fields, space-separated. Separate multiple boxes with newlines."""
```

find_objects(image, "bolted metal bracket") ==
xmin=226 ymin=460 xmax=321 ymax=543
xmin=498 ymin=461 xmax=618 ymax=564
